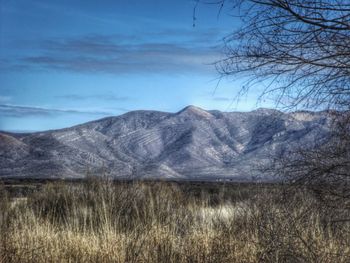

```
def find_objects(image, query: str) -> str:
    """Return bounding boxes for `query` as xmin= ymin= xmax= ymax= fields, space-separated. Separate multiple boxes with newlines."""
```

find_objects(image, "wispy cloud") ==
xmin=0 ymin=104 xmax=112 ymax=118
xmin=55 ymin=94 xmax=130 ymax=101
xmin=2 ymin=31 xmax=223 ymax=75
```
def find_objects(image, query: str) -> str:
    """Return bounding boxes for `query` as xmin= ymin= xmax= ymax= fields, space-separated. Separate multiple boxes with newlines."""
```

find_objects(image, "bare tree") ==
xmin=273 ymin=111 xmax=350 ymax=209
xmin=197 ymin=0 xmax=350 ymax=207
xmin=209 ymin=0 xmax=350 ymax=110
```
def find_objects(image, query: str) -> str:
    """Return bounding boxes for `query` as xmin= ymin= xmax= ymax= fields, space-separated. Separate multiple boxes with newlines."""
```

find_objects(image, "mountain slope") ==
xmin=0 ymin=106 xmax=331 ymax=181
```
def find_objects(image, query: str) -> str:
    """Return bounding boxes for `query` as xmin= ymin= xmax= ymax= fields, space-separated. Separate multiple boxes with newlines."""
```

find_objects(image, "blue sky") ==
xmin=0 ymin=0 xmax=272 ymax=131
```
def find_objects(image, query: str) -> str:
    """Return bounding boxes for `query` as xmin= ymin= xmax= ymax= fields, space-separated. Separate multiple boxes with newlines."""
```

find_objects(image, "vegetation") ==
xmin=1 ymin=179 xmax=349 ymax=263
xmin=1 ymin=1 xmax=349 ymax=262
xmin=207 ymin=0 xmax=350 ymax=210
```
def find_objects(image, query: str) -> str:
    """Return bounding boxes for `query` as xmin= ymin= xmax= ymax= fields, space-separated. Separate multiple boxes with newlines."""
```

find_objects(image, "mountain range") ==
xmin=0 ymin=106 xmax=331 ymax=181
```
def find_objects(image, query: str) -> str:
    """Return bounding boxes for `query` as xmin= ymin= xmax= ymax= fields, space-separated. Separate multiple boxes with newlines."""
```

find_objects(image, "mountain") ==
xmin=0 ymin=106 xmax=331 ymax=181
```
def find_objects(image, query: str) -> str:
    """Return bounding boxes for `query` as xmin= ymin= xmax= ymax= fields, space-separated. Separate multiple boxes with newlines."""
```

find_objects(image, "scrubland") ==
xmin=0 ymin=179 xmax=349 ymax=263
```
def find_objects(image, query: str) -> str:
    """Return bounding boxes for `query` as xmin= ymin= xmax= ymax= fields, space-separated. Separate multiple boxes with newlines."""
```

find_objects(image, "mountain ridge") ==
xmin=0 ymin=106 xmax=331 ymax=181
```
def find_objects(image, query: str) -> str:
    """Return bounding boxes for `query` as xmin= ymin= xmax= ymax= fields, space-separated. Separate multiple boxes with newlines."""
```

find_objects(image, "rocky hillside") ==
xmin=0 ymin=106 xmax=331 ymax=181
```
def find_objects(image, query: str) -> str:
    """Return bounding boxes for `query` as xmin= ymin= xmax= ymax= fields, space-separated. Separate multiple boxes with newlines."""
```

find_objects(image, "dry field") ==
xmin=0 ymin=179 xmax=350 ymax=263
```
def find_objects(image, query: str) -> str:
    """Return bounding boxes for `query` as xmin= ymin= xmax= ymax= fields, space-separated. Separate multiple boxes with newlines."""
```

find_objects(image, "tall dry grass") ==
xmin=0 ymin=179 xmax=349 ymax=263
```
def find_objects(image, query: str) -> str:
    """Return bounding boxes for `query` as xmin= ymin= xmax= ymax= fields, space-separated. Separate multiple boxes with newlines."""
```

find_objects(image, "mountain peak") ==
xmin=177 ymin=105 xmax=212 ymax=118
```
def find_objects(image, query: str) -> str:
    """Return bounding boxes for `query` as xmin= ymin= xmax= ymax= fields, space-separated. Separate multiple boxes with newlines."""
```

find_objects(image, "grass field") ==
xmin=1 ymin=178 xmax=350 ymax=262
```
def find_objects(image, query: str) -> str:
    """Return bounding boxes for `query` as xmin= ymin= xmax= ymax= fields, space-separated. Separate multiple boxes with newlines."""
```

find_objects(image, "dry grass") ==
xmin=0 ymin=179 xmax=350 ymax=263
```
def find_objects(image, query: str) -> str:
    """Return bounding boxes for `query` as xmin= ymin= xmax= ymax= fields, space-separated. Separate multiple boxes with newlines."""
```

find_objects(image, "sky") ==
xmin=0 ymin=0 xmax=273 ymax=132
